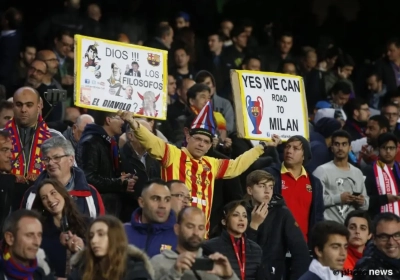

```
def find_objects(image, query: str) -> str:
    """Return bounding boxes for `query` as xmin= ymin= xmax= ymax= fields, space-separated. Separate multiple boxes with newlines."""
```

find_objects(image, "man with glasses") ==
xmin=76 ymin=110 xmax=137 ymax=217
xmin=313 ymin=130 xmax=369 ymax=223
xmin=21 ymin=136 xmax=105 ymax=217
xmin=167 ymin=180 xmax=191 ymax=216
xmin=354 ymin=212 xmax=400 ymax=280
xmin=381 ymin=102 xmax=400 ymax=139
xmin=363 ymin=133 xmax=400 ymax=219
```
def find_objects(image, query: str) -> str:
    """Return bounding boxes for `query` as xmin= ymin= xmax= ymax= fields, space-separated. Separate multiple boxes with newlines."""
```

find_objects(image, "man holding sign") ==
xmin=118 ymin=101 xmax=281 ymax=233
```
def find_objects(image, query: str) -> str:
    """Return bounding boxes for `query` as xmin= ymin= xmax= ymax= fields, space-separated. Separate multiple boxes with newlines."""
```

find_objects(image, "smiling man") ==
xmin=21 ymin=136 xmax=104 ymax=218
xmin=299 ymin=221 xmax=351 ymax=280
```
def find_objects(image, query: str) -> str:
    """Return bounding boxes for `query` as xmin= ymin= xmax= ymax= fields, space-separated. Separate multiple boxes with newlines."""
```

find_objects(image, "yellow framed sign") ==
xmin=74 ymin=35 xmax=168 ymax=120
xmin=230 ymin=69 xmax=309 ymax=141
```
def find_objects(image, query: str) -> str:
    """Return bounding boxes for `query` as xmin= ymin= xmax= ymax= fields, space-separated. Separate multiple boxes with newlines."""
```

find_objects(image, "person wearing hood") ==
xmin=244 ymin=170 xmax=310 ymax=280
xmin=21 ymin=136 xmax=104 ymax=217
xmin=299 ymin=221 xmax=351 ymax=280
xmin=124 ymin=179 xmax=177 ymax=258
xmin=264 ymin=135 xmax=324 ymax=243
xmin=307 ymin=117 xmax=342 ymax=173
xmin=76 ymin=110 xmax=137 ymax=217
xmin=63 ymin=114 xmax=94 ymax=152
xmin=353 ymin=213 xmax=400 ymax=280
xmin=342 ymin=98 xmax=370 ymax=141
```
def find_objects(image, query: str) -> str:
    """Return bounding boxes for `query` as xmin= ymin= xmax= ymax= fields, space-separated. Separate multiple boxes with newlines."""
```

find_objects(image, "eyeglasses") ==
xmin=29 ymin=66 xmax=45 ymax=75
xmin=375 ymin=232 xmax=400 ymax=242
xmin=42 ymin=155 xmax=69 ymax=164
xmin=110 ymin=116 xmax=122 ymax=121
xmin=171 ymin=193 xmax=193 ymax=203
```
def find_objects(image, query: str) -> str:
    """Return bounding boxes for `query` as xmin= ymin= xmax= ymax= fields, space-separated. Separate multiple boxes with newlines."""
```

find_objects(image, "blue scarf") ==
xmin=1 ymin=247 xmax=38 ymax=280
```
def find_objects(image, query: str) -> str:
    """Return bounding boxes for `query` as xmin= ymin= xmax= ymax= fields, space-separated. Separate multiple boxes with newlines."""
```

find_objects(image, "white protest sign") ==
xmin=74 ymin=35 xmax=168 ymax=119
xmin=230 ymin=70 xmax=309 ymax=141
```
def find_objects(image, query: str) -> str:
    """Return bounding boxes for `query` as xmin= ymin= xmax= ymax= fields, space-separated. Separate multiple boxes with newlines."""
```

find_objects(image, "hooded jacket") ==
xmin=68 ymin=244 xmax=154 ymax=280
xmin=246 ymin=195 xmax=310 ymax=280
xmin=150 ymin=248 xmax=240 ymax=280
xmin=21 ymin=166 xmax=105 ymax=218
xmin=124 ymin=208 xmax=177 ymax=258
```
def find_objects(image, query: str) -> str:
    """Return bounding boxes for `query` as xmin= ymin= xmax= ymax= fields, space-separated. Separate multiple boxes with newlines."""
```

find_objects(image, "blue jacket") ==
xmin=124 ymin=208 xmax=177 ymax=258
xmin=263 ymin=164 xmax=324 ymax=244
xmin=21 ymin=167 xmax=105 ymax=217
xmin=298 ymin=271 xmax=322 ymax=280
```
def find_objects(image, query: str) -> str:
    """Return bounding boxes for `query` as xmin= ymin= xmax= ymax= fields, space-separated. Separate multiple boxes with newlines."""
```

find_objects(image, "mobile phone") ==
xmin=61 ymin=216 xmax=70 ymax=233
xmin=192 ymin=258 xmax=214 ymax=271
xmin=352 ymin=192 xmax=361 ymax=196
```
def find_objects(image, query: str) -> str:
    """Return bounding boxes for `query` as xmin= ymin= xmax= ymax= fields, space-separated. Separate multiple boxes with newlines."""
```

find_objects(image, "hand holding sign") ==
xmin=260 ymin=134 xmax=282 ymax=147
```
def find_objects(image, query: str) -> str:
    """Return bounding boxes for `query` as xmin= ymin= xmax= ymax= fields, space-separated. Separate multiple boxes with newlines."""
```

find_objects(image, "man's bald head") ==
xmin=14 ymin=87 xmax=40 ymax=102
xmin=136 ymin=119 xmax=152 ymax=131
xmin=73 ymin=114 xmax=94 ymax=142
xmin=76 ymin=114 xmax=94 ymax=126
xmin=65 ymin=107 xmax=80 ymax=123
xmin=13 ymin=87 xmax=41 ymax=127
xmin=177 ymin=207 xmax=205 ymax=225
xmin=36 ymin=50 xmax=54 ymax=61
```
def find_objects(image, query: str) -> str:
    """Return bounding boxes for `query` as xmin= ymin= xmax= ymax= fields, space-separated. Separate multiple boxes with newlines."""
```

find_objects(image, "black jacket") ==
xmin=68 ymin=245 xmax=154 ymax=280
xmin=354 ymin=244 xmax=400 ymax=280
xmin=362 ymin=164 xmax=399 ymax=219
xmin=263 ymin=164 xmax=324 ymax=243
xmin=202 ymin=230 xmax=265 ymax=280
xmin=76 ymin=124 xmax=127 ymax=215
xmin=246 ymin=195 xmax=310 ymax=280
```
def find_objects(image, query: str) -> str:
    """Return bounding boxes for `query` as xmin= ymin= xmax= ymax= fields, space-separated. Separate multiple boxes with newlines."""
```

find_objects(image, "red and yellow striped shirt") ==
xmin=133 ymin=123 xmax=264 ymax=232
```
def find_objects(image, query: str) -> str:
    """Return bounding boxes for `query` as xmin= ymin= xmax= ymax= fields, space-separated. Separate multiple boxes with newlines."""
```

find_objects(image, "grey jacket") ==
xmin=212 ymin=94 xmax=235 ymax=135
xmin=150 ymin=249 xmax=240 ymax=280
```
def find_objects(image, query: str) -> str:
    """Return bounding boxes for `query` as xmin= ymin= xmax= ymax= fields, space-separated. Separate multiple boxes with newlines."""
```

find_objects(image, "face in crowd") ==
xmin=346 ymin=216 xmax=371 ymax=250
xmin=139 ymin=183 xmax=172 ymax=223
xmin=170 ymin=181 xmax=191 ymax=215
xmin=373 ymin=218 xmax=400 ymax=259
xmin=222 ymin=204 xmax=248 ymax=237
xmin=13 ymin=87 xmax=41 ymax=127
xmin=175 ymin=208 xmax=206 ymax=252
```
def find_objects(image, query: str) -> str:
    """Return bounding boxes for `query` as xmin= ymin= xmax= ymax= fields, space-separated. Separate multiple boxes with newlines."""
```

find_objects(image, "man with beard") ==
xmin=150 ymin=207 xmax=239 ymax=280
xmin=314 ymin=130 xmax=369 ymax=223
xmin=363 ymin=133 xmax=400 ymax=219
xmin=0 ymin=130 xmax=14 ymax=229
xmin=352 ymin=115 xmax=390 ymax=168
xmin=125 ymin=179 xmax=177 ymax=257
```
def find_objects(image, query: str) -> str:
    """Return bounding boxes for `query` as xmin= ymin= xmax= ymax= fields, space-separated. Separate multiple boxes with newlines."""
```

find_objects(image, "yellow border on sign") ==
xmin=74 ymin=34 xmax=169 ymax=120
xmin=234 ymin=69 xmax=309 ymax=141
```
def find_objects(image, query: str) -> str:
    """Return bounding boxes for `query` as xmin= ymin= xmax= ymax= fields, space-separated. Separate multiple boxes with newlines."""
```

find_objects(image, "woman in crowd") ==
xmin=69 ymin=215 xmax=154 ymax=280
xmin=202 ymin=200 xmax=264 ymax=280
xmin=32 ymin=178 xmax=88 ymax=278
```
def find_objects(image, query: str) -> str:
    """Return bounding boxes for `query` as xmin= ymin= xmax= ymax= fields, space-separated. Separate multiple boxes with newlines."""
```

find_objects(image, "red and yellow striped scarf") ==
xmin=5 ymin=116 xmax=51 ymax=182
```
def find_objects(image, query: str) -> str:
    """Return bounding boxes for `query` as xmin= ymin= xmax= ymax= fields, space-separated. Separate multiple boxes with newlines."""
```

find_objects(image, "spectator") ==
xmin=62 ymin=114 xmax=94 ymax=152
xmin=0 ymin=130 xmax=12 ymax=172
xmin=76 ymin=110 xmax=137 ymax=217
xmin=264 ymin=135 xmax=324 ymax=242
xmin=375 ymin=38 xmax=400 ymax=93
xmin=0 ymin=100 xmax=13 ymax=128
xmin=241 ymin=55 xmax=261 ymax=71
xmin=175 ymin=12 xmax=190 ymax=29
xmin=0 ymin=209 xmax=53 ymax=280
xmin=245 ymin=170 xmax=310 ymax=280
xmin=381 ymin=102 xmax=400 ymax=139
xmin=203 ymin=200 xmax=264 ymax=280
xmin=366 ymin=72 xmax=387 ymax=109
xmin=144 ymin=24 xmax=173 ymax=51
xmin=279 ymin=60 xmax=298 ymax=75
xmin=328 ymin=81 xmax=352 ymax=109
xmin=313 ymin=130 xmax=369 ymax=223
xmin=124 ymin=179 xmax=177 ymax=257
xmin=69 ymin=215 xmax=154 ymax=280
xmin=31 ymin=179 xmax=86 ymax=278
xmin=343 ymin=210 xmax=372 ymax=272
xmin=12 ymin=43 xmax=36 ymax=90
xmin=264 ymin=32 xmax=295 ymax=72
xmin=21 ymin=136 xmax=105 ymax=218
xmin=353 ymin=213 xmax=400 ymax=280
xmin=342 ymin=98 xmax=370 ymax=141
xmin=220 ymin=19 xmax=234 ymax=47
xmin=150 ymin=207 xmax=239 ymax=280
xmin=167 ymin=180 xmax=191 ymax=216
xmin=53 ymin=30 xmax=74 ymax=90
xmin=4 ymin=87 xmax=64 ymax=211
xmin=224 ymin=25 xmax=248 ymax=69
xmin=0 ymin=130 xmax=14 ymax=229
xmin=195 ymin=71 xmax=235 ymax=135
xmin=324 ymin=53 xmax=355 ymax=95
xmin=298 ymin=221 xmax=350 ymax=280
xmin=170 ymin=46 xmax=196 ymax=80
xmin=362 ymin=133 xmax=400 ymax=219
